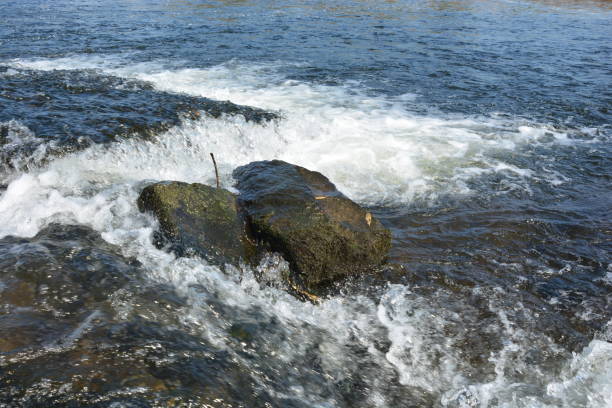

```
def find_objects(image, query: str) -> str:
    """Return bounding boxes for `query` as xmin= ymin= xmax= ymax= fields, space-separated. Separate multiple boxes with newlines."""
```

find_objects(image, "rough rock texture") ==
xmin=137 ymin=181 xmax=253 ymax=265
xmin=0 ymin=224 xmax=274 ymax=407
xmin=233 ymin=160 xmax=391 ymax=290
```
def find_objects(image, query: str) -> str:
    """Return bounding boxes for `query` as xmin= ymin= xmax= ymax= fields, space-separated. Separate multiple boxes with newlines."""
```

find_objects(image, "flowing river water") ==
xmin=0 ymin=0 xmax=610 ymax=407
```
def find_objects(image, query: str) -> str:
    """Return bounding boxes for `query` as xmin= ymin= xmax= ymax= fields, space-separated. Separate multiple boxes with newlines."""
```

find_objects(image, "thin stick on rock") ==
xmin=210 ymin=153 xmax=220 ymax=189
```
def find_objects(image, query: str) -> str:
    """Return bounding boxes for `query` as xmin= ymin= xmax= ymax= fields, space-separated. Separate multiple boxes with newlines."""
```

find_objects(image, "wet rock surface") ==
xmin=233 ymin=160 xmax=392 ymax=291
xmin=0 ymin=223 xmax=274 ymax=407
xmin=0 ymin=223 xmax=137 ymax=324
xmin=137 ymin=181 xmax=254 ymax=266
xmin=1 ymin=320 xmax=275 ymax=407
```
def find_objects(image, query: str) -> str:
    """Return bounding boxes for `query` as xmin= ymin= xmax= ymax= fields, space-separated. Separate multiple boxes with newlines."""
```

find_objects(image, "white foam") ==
xmin=0 ymin=158 xmax=609 ymax=406
xmin=0 ymin=120 xmax=56 ymax=179
xmin=1 ymin=55 xmax=609 ymax=407
xmin=377 ymin=285 xmax=467 ymax=393
xmin=546 ymin=339 xmax=612 ymax=407
xmin=6 ymin=55 xmax=586 ymax=205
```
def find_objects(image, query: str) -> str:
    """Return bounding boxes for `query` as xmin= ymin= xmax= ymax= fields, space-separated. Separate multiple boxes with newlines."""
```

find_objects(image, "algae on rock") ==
xmin=137 ymin=181 xmax=253 ymax=265
xmin=233 ymin=160 xmax=391 ymax=291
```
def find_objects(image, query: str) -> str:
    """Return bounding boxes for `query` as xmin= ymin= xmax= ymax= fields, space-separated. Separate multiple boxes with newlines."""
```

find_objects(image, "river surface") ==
xmin=0 ymin=0 xmax=611 ymax=407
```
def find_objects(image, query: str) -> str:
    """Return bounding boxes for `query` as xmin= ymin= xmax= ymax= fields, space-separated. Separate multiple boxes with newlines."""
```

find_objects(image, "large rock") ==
xmin=137 ymin=181 xmax=253 ymax=265
xmin=233 ymin=160 xmax=391 ymax=290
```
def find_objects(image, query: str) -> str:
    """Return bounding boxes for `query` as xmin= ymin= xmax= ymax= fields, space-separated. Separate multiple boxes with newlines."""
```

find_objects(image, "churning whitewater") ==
xmin=1 ymin=0 xmax=610 ymax=406
xmin=3 ymin=56 xmax=593 ymax=206
xmin=1 ymin=55 xmax=610 ymax=407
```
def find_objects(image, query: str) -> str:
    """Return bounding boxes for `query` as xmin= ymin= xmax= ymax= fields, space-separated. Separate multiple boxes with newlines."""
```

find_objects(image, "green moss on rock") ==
xmin=233 ymin=160 xmax=392 ymax=291
xmin=137 ymin=181 xmax=254 ymax=266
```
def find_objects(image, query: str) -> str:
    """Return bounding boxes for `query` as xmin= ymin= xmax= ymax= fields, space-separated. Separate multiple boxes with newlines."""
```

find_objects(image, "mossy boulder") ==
xmin=137 ymin=182 xmax=253 ymax=265
xmin=233 ymin=160 xmax=391 ymax=291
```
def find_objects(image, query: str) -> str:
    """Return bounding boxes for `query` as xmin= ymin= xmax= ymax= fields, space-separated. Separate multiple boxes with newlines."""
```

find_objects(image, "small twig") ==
xmin=289 ymin=280 xmax=320 ymax=304
xmin=210 ymin=153 xmax=220 ymax=189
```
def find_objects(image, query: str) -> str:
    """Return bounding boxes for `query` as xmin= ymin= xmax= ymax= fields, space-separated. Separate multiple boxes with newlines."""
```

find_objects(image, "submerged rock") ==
xmin=0 ymin=224 xmax=272 ymax=407
xmin=1 ymin=68 xmax=278 ymax=145
xmin=0 ymin=69 xmax=278 ymax=173
xmin=233 ymin=160 xmax=391 ymax=290
xmin=0 ymin=223 xmax=139 ymax=356
xmin=137 ymin=181 xmax=254 ymax=265
xmin=0 ymin=224 xmax=137 ymax=320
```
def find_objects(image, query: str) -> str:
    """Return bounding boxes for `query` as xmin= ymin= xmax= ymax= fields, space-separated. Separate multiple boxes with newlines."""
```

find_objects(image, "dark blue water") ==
xmin=2 ymin=0 xmax=611 ymax=125
xmin=0 ymin=0 xmax=610 ymax=407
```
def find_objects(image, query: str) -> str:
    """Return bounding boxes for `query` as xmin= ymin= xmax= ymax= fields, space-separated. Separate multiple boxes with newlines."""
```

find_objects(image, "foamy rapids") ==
xmin=1 ymin=55 xmax=610 ymax=407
